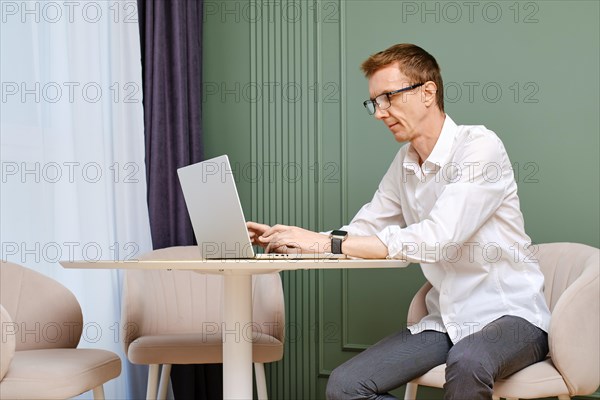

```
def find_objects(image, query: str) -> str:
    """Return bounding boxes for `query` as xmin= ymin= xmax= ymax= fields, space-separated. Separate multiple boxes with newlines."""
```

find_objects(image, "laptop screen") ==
xmin=177 ymin=155 xmax=255 ymax=259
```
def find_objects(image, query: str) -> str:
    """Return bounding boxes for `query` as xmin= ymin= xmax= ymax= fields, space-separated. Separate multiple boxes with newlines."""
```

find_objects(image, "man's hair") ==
xmin=361 ymin=44 xmax=444 ymax=113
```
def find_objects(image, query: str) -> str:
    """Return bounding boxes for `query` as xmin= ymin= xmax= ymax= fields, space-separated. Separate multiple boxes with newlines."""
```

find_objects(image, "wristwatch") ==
xmin=330 ymin=230 xmax=348 ymax=254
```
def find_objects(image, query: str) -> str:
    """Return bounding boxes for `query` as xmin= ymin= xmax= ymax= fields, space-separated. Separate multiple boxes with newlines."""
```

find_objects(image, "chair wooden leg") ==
xmin=158 ymin=364 xmax=172 ymax=400
xmin=92 ymin=385 xmax=105 ymax=400
xmin=404 ymin=382 xmax=418 ymax=400
xmin=558 ymin=396 xmax=570 ymax=400
xmin=506 ymin=397 xmax=519 ymax=400
xmin=254 ymin=362 xmax=268 ymax=400
xmin=147 ymin=364 xmax=160 ymax=400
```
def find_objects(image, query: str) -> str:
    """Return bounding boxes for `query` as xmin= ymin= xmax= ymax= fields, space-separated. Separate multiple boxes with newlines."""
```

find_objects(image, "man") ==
xmin=247 ymin=43 xmax=551 ymax=400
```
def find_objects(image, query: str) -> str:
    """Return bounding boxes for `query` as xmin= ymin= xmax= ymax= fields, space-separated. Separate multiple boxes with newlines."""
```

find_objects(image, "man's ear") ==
xmin=422 ymin=81 xmax=437 ymax=108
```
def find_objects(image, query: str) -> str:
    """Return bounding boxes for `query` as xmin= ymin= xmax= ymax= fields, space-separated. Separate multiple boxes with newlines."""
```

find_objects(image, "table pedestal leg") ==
xmin=223 ymin=274 xmax=253 ymax=399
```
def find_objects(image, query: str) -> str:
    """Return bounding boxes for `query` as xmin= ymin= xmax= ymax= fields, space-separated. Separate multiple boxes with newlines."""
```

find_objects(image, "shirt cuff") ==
xmin=376 ymin=225 xmax=404 ymax=260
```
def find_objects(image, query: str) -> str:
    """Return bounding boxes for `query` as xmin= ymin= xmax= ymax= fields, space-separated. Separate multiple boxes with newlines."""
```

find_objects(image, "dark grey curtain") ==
xmin=137 ymin=0 xmax=223 ymax=398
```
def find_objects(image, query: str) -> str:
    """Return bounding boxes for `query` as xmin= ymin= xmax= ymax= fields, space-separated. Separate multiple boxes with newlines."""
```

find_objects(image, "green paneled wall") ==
xmin=203 ymin=1 xmax=599 ymax=398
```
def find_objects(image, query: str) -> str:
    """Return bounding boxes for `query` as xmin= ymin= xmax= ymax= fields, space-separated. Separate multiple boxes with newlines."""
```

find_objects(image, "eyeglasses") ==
xmin=363 ymin=83 xmax=424 ymax=115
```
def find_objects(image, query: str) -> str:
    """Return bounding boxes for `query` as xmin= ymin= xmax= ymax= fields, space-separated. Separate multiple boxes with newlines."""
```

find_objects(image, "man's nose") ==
xmin=374 ymin=106 xmax=388 ymax=120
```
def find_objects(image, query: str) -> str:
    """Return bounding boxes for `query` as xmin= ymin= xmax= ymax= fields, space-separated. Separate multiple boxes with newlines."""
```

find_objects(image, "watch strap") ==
xmin=331 ymin=237 xmax=343 ymax=254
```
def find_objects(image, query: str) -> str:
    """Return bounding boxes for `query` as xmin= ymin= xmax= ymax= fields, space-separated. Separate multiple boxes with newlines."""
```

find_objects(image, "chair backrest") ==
xmin=535 ymin=243 xmax=598 ymax=310
xmin=121 ymin=246 xmax=285 ymax=354
xmin=536 ymin=242 xmax=599 ymax=395
xmin=0 ymin=261 xmax=83 ymax=350
xmin=406 ymin=242 xmax=599 ymax=396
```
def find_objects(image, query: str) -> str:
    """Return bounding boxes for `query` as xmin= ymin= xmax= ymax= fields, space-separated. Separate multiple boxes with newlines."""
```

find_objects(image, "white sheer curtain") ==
xmin=1 ymin=2 xmax=152 ymax=398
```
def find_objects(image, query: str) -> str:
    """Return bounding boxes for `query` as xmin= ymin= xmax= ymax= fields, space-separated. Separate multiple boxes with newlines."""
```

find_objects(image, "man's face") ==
xmin=367 ymin=63 xmax=428 ymax=143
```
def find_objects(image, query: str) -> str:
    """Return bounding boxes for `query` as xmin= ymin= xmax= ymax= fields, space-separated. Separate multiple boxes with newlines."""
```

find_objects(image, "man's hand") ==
xmin=247 ymin=221 xmax=389 ymax=258
xmin=254 ymin=224 xmax=330 ymax=254
xmin=246 ymin=221 xmax=271 ymax=248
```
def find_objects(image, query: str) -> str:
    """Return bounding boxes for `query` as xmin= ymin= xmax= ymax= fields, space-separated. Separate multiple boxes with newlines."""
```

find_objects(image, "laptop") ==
xmin=177 ymin=155 xmax=346 ymax=260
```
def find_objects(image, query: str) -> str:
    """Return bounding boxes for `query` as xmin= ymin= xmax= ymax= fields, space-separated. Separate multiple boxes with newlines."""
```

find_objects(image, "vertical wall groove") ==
xmin=340 ymin=0 xmax=348 ymax=224
xmin=249 ymin=1 xmax=341 ymax=398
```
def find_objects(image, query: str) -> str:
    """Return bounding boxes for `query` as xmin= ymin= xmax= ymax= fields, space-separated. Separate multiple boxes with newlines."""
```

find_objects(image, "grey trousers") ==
xmin=326 ymin=315 xmax=549 ymax=400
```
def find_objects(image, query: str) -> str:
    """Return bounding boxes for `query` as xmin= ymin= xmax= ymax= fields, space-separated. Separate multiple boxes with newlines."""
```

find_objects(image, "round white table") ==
xmin=61 ymin=257 xmax=406 ymax=399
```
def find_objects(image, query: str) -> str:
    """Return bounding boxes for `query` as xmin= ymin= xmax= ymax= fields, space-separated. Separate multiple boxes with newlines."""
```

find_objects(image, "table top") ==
xmin=60 ymin=258 xmax=409 ymax=275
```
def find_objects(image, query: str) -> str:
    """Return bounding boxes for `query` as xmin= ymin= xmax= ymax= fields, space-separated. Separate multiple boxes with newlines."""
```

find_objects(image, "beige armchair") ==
xmin=404 ymin=242 xmax=600 ymax=400
xmin=121 ymin=246 xmax=285 ymax=399
xmin=0 ymin=261 xmax=121 ymax=399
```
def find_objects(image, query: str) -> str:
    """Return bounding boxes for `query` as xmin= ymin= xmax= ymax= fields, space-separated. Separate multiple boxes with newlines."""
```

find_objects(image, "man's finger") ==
xmin=248 ymin=232 xmax=259 ymax=244
xmin=265 ymin=233 xmax=285 ymax=253
xmin=265 ymin=241 xmax=277 ymax=254
xmin=262 ymin=224 xmax=290 ymax=239
xmin=246 ymin=221 xmax=270 ymax=231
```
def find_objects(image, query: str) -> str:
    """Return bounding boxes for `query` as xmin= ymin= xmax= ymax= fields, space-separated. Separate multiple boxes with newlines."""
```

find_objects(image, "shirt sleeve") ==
xmin=377 ymin=129 xmax=511 ymax=263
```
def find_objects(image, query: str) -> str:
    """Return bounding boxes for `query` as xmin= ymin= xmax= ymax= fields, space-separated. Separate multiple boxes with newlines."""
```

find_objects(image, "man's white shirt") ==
xmin=340 ymin=115 xmax=551 ymax=343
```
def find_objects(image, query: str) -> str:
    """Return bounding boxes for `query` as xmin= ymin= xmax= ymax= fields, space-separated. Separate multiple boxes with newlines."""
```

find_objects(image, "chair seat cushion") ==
xmin=411 ymin=363 xmax=445 ymax=387
xmin=411 ymin=359 xmax=570 ymax=398
xmin=127 ymin=332 xmax=283 ymax=364
xmin=494 ymin=359 xmax=570 ymax=398
xmin=0 ymin=348 xmax=121 ymax=399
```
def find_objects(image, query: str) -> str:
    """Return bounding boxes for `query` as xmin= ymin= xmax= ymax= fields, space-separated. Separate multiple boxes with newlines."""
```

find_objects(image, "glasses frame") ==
xmin=363 ymin=83 xmax=424 ymax=115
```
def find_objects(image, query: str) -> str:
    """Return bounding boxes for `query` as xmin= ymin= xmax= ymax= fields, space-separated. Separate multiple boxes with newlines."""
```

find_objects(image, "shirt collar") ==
xmin=403 ymin=115 xmax=458 ymax=174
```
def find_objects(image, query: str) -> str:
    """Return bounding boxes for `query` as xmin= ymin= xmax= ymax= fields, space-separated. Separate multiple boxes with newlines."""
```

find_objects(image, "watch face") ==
xmin=331 ymin=230 xmax=348 ymax=238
